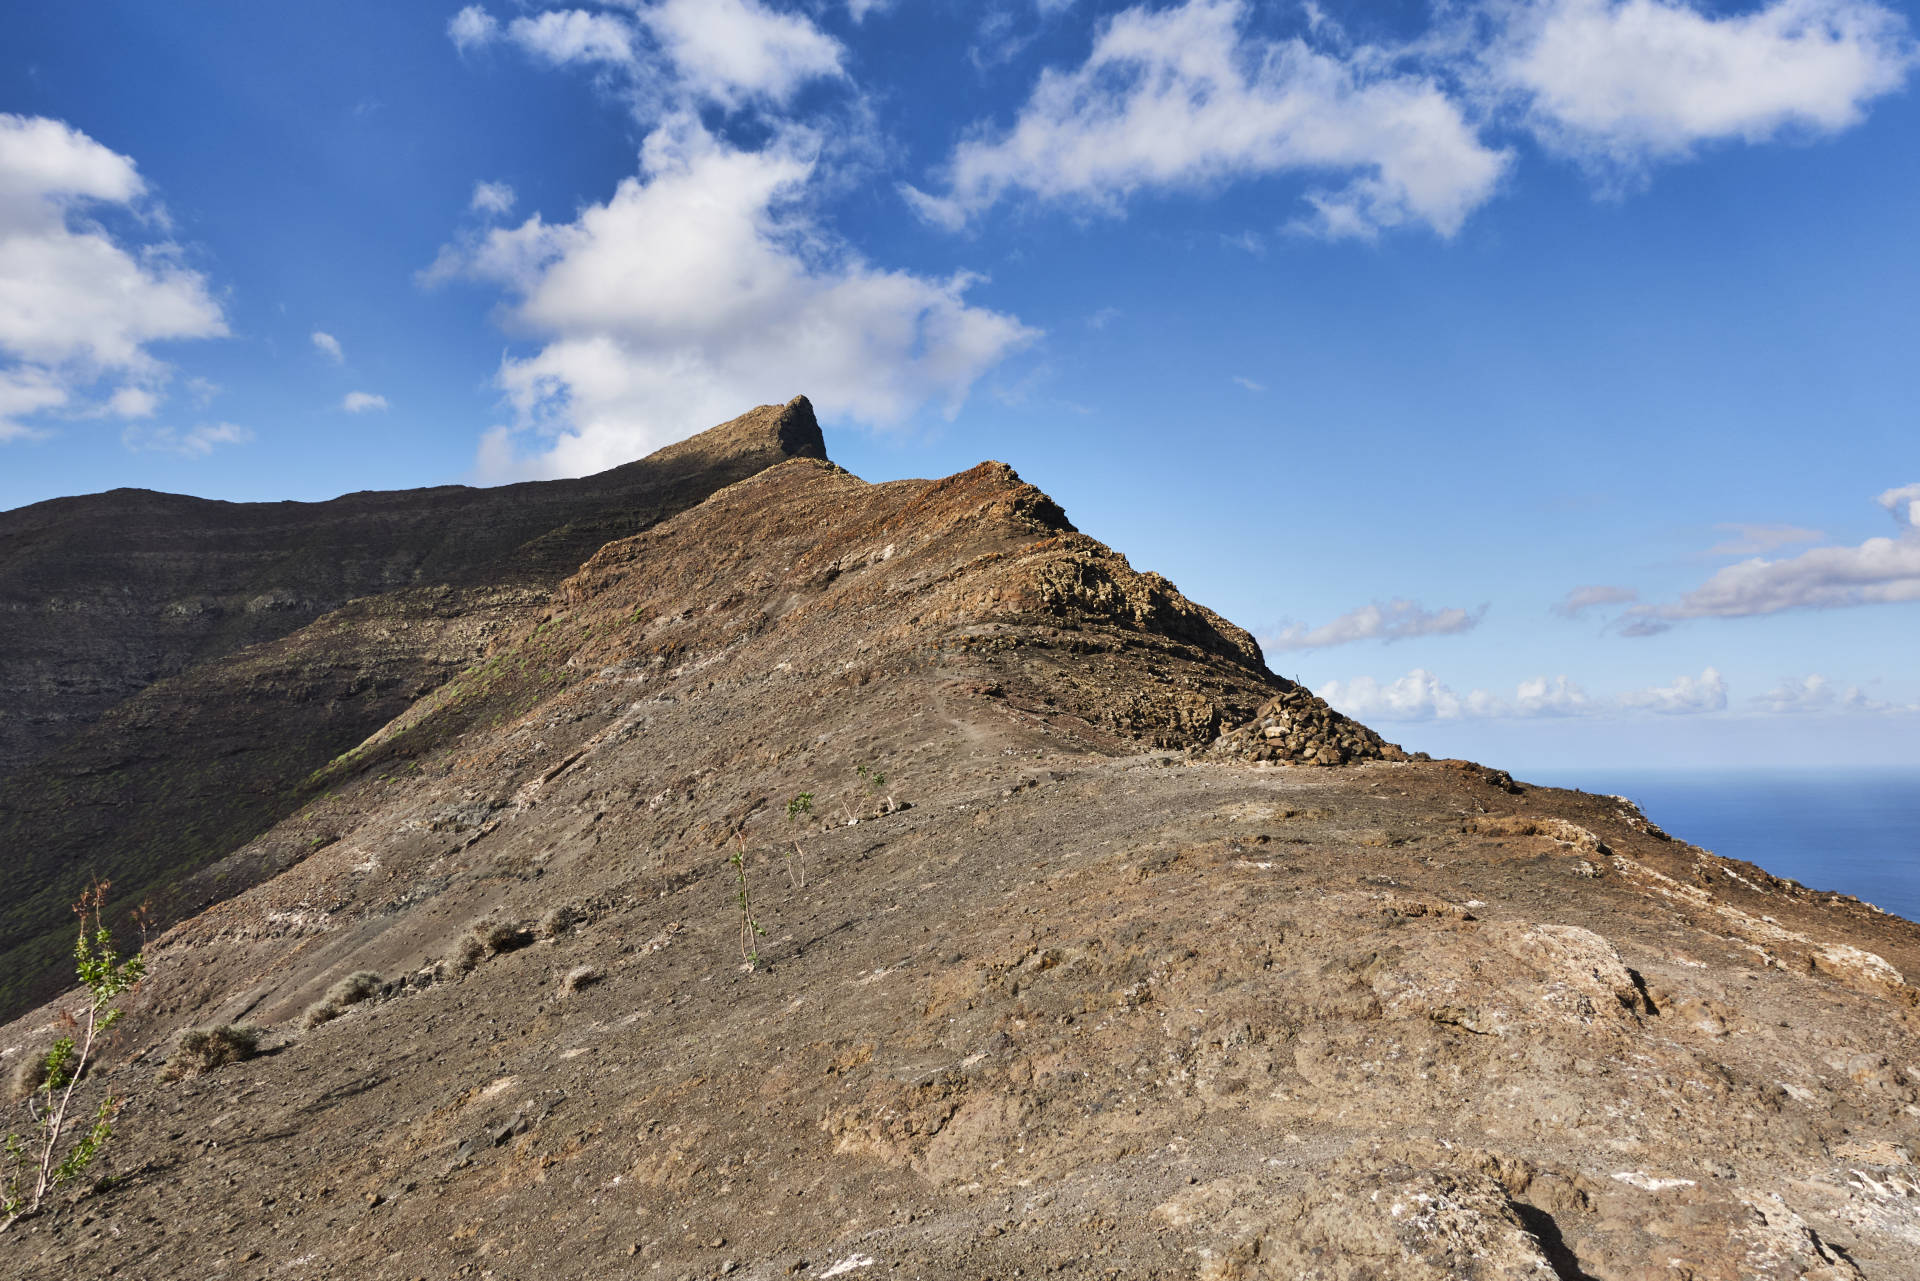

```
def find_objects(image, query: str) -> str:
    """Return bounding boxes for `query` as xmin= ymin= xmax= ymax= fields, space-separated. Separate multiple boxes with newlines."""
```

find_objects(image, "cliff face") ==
xmin=0 ymin=398 xmax=826 ymax=780
xmin=5 ymin=424 xmax=1920 ymax=1279
xmin=0 ymin=400 xmax=826 ymax=1017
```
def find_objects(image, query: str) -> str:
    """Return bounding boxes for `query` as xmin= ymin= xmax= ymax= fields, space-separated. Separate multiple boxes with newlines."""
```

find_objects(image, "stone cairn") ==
xmin=1206 ymin=686 xmax=1408 ymax=767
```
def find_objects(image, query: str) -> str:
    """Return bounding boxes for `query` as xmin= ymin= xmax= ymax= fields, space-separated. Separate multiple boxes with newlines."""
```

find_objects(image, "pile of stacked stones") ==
xmin=1206 ymin=687 xmax=1408 ymax=767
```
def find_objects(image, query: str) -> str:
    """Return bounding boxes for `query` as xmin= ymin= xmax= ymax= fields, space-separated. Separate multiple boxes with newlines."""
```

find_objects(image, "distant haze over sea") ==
xmin=1529 ymin=768 xmax=1920 ymax=924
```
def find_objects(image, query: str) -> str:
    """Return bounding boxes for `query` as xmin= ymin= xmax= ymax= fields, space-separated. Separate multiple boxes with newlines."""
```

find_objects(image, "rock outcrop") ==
xmin=3 ymin=406 xmax=1918 ymax=1279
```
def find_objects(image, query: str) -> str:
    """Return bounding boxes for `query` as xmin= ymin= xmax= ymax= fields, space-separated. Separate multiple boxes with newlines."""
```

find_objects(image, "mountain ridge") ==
xmin=3 ymin=402 xmax=1919 ymax=1279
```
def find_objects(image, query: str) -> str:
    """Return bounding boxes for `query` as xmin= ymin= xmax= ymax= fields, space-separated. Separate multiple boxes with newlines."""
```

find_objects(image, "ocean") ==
xmin=1525 ymin=768 xmax=1920 ymax=924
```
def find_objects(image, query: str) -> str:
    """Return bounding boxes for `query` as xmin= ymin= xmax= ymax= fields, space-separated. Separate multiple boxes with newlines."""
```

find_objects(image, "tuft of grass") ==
xmin=161 ymin=1024 xmax=260 ymax=1081
xmin=437 ymin=934 xmax=488 ymax=980
xmin=558 ymin=965 xmax=602 ymax=997
xmin=474 ymin=918 xmax=534 ymax=956
xmin=301 ymin=970 xmax=385 ymax=1029
xmin=536 ymin=905 xmax=578 ymax=940
xmin=6 ymin=1054 xmax=49 ymax=1106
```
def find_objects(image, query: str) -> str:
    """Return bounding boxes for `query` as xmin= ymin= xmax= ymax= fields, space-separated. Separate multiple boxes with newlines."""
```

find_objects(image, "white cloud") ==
xmin=1552 ymin=584 xmax=1638 ymax=618
xmin=905 ymin=0 xmax=1511 ymax=238
xmin=470 ymin=180 xmax=516 ymax=216
xmin=1232 ymin=375 xmax=1265 ymax=392
xmin=429 ymin=115 xmax=1036 ymax=480
xmin=1706 ymin=522 xmax=1825 ymax=555
xmin=1755 ymin=673 xmax=1917 ymax=714
xmin=121 ymin=421 xmax=252 ymax=457
xmin=448 ymin=5 xmax=499 ymax=53
xmin=1267 ymin=599 xmax=1487 ymax=651
xmin=1322 ymin=666 xmax=1730 ymax=721
xmin=1879 ymin=482 xmax=1920 ymax=527
xmin=311 ymin=330 xmax=344 ymax=362
xmin=0 ymin=114 xmax=226 ymax=440
xmin=342 ymin=391 xmax=389 ymax=413
xmin=104 ymin=385 xmax=159 ymax=418
xmin=506 ymin=9 xmax=638 ymax=67
xmin=639 ymin=0 xmax=844 ymax=106
xmin=1514 ymin=674 xmax=1593 ymax=716
xmin=1619 ymin=666 xmax=1728 ymax=714
xmin=1319 ymin=669 xmax=1509 ymax=721
xmin=1627 ymin=485 xmax=1920 ymax=626
xmin=471 ymin=2 xmax=843 ymax=108
xmin=847 ymin=0 xmax=894 ymax=19
xmin=1492 ymin=0 xmax=1917 ymax=170
xmin=1086 ymin=306 xmax=1121 ymax=330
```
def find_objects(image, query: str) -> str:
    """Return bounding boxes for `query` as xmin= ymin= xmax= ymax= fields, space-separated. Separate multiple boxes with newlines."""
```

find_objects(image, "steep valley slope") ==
xmin=0 ymin=402 xmax=825 ymax=1018
xmin=4 ymin=425 xmax=1920 ymax=1280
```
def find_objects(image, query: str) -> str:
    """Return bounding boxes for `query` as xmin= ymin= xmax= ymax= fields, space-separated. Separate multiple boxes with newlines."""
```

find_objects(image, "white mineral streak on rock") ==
xmin=821 ymin=1255 xmax=877 ymax=1277
xmin=1611 ymin=1171 xmax=1697 ymax=1191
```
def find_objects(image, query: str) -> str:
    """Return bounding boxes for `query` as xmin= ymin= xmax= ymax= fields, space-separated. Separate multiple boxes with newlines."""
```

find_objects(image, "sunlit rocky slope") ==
xmin=4 ymin=403 xmax=1919 ymax=1279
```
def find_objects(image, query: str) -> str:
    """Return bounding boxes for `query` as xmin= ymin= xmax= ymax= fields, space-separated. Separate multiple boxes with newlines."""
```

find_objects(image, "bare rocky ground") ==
xmin=5 ymin=425 xmax=1920 ymax=1280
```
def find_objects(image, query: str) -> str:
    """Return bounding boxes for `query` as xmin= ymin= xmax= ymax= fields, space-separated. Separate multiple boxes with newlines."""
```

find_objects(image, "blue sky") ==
xmin=3 ymin=0 xmax=1917 ymax=771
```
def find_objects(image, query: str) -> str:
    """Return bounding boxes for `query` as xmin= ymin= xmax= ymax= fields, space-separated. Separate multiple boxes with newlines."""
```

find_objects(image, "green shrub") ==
xmin=3 ymin=884 xmax=144 ymax=1231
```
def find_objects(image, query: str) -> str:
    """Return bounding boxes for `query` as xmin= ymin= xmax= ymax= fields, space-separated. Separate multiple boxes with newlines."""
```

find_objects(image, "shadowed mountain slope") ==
xmin=0 ymin=400 xmax=825 ymax=1018
xmin=5 ymin=434 xmax=1920 ymax=1279
xmin=0 ymin=398 xmax=826 ymax=780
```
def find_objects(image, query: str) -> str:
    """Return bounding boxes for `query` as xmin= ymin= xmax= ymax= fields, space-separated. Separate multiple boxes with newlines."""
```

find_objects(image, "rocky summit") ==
xmin=4 ymin=403 xmax=1920 ymax=1279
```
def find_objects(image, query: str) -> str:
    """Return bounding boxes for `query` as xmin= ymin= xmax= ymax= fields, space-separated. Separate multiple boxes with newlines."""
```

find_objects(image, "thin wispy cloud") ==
xmin=1706 ymin=523 xmax=1824 ymax=556
xmin=1267 ymin=599 xmax=1487 ymax=652
xmin=1232 ymin=375 xmax=1265 ymax=393
xmin=342 ymin=391 xmax=388 ymax=413
xmin=470 ymin=180 xmax=516 ymax=217
xmin=311 ymin=330 xmax=344 ymax=362
xmin=121 ymin=421 xmax=252 ymax=456
xmin=1552 ymin=584 xmax=1638 ymax=618
xmin=1625 ymin=484 xmax=1920 ymax=629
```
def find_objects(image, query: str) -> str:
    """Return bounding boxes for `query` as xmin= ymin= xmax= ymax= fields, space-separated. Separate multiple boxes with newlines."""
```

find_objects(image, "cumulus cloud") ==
xmin=121 ymin=421 xmax=252 ymax=457
xmin=1619 ymin=666 xmax=1728 ymax=714
xmin=506 ymin=8 xmax=638 ymax=66
xmin=456 ymin=2 xmax=844 ymax=108
xmin=1490 ymin=0 xmax=1917 ymax=171
xmin=904 ymin=0 xmax=1511 ymax=239
xmin=641 ymin=0 xmax=844 ymax=106
xmin=0 ymin=114 xmax=226 ymax=441
xmin=1552 ymin=584 xmax=1638 ymax=618
xmin=311 ymin=330 xmax=344 ymax=362
xmin=1755 ymin=673 xmax=1916 ymax=714
xmin=342 ymin=391 xmax=389 ymax=413
xmin=428 ymin=115 xmax=1036 ymax=480
xmin=470 ymin=180 xmax=516 ymax=216
xmin=1267 ymin=599 xmax=1488 ymax=651
xmin=1321 ymin=666 xmax=1741 ymax=721
xmin=1514 ymin=674 xmax=1594 ymax=716
xmin=448 ymin=5 xmax=499 ymax=53
xmin=1319 ymin=669 xmax=1509 ymax=722
xmin=1627 ymin=485 xmax=1920 ymax=627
